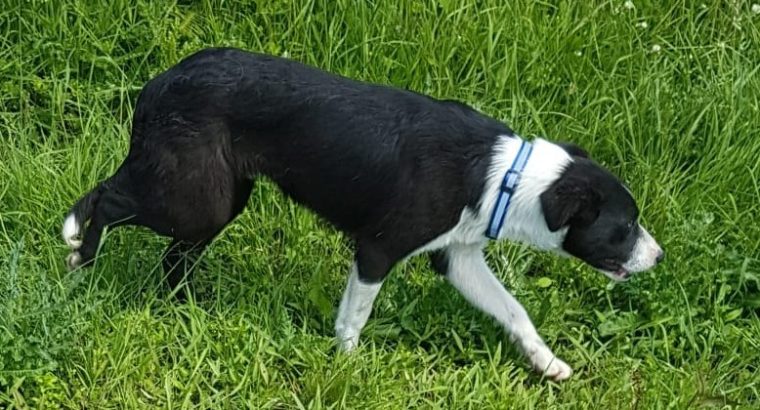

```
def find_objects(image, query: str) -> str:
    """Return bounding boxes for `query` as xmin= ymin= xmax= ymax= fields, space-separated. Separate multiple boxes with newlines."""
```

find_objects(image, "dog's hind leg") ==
xmin=161 ymin=239 xmax=210 ymax=298
xmin=158 ymin=174 xmax=256 ymax=298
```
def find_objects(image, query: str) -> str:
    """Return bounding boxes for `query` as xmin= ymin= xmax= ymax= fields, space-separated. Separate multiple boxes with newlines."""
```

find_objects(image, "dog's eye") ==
xmin=612 ymin=221 xmax=636 ymax=243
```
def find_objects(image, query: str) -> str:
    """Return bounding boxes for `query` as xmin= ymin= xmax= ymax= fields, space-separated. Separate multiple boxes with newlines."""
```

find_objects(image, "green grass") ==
xmin=1 ymin=0 xmax=759 ymax=408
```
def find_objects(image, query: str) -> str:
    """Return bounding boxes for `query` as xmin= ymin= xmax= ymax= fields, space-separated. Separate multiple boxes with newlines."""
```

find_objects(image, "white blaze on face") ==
xmin=623 ymin=225 xmax=662 ymax=273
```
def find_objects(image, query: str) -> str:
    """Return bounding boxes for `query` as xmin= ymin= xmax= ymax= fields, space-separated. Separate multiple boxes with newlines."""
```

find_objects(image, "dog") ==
xmin=62 ymin=47 xmax=663 ymax=381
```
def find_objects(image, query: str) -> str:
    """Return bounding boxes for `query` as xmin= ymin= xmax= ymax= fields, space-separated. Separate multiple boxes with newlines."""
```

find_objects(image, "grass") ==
xmin=1 ymin=0 xmax=759 ymax=408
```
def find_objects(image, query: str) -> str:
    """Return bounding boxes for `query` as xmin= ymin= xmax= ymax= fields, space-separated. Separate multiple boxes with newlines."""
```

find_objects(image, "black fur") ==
xmin=66 ymin=48 xmax=512 ymax=287
xmin=429 ymin=250 xmax=449 ymax=276
xmin=556 ymin=142 xmax=589 ymax=159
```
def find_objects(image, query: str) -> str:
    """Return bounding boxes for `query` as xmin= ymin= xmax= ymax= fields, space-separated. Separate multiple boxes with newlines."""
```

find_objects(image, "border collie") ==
xmin=62 ymin=48 xmax=663 ymax=381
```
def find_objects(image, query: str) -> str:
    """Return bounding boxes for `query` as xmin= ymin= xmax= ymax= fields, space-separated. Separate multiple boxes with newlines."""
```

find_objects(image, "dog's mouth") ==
xmin=598 ymin=259 xmax=630 ymax=281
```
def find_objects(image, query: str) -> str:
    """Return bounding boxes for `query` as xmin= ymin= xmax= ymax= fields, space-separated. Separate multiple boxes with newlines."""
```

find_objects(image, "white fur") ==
xmin=483 ymin=137 xmax=572 ymax=248
xmin=444 ymin=244 xmax=572 ymax=381
xmin=623 ymin=225 xmax=662 ymax=273
xmin=410 ymin=136 xmax=572 ymax=255
xmin=62 ymin=213 xmax=82 ymax=250
xmin=335 ymin=263 xmax=384 ymax=351
xmin=334 ymin=135 xmax=576 ymax=379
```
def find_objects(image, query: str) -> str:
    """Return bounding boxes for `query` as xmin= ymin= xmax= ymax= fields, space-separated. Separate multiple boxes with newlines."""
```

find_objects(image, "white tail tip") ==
xmin=62 ymin=214 xmax=82 ymax=249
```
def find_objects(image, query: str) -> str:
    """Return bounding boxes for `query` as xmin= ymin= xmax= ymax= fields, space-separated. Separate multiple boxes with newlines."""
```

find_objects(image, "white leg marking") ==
xmin=335 ymin=263 xmax=383 ymax=351
xmin=62 ymin=213 xmax=82 ymax=250
xmin=444 ymin=244 xmax=572 ymax=381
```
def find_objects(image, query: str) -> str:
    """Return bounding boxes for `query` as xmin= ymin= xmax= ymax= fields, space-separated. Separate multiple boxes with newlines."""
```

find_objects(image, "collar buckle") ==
xmin=501 ymin=169 xmax=522 ymax=194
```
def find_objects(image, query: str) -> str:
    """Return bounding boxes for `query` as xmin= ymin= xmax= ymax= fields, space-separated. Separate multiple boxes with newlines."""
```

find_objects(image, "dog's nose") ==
xmin=655 ymin=250 xmax=665 ymax=264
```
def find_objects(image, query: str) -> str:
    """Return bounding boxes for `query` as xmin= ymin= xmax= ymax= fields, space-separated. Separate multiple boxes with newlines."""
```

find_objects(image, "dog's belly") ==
xmin=259 ymin=160 xmax=394 ymax=234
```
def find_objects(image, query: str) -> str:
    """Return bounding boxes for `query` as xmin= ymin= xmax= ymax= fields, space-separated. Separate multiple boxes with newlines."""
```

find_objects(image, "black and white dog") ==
xmin=62 ymin=48 xmax=663 ymax=381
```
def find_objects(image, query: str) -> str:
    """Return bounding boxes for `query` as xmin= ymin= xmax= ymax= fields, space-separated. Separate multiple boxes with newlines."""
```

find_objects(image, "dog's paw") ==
xmin=335 ymin=327 xmax=359 ymax=352
xmin=540 ymin=356 xmax=573 ymax=381
xmin=337 ymin=335 xmax=359 ymax=352
xmin=340 ymin=340 xmax=357 ymax=352
xmin=66 ymin=251 xmax=82 ymax=270
xmin=527 ymin=343 xmax=573 ymax=382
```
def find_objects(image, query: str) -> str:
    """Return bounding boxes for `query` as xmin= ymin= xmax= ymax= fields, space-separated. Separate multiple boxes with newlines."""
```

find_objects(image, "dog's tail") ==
xmin=62 ymin=182 xmax=107 ymax=249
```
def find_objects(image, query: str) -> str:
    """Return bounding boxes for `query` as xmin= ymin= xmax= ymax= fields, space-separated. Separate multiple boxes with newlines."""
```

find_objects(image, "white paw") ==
xmin=527 ymin=344 xmax=573 ymax=381
xmin=540 ymin=356 xmax=573 ymax=381
xmin=66 ymin=251 xmax=82 ymax=270
xmin=335 ymin=328 xmax=359 ymax=352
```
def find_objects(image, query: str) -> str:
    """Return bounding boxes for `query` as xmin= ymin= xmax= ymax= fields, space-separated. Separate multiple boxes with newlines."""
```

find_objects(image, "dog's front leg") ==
xmin=441 ymin=244 xmax=572 ymax=381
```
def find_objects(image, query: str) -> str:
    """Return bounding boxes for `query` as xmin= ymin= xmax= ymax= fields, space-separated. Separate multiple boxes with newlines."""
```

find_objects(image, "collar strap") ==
xmin=485 ymin=140 xmax=533 ymax=239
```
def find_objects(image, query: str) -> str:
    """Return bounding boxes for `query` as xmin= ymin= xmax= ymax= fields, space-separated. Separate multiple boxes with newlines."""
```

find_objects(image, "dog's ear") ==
xmin=556 ymin=142 xmax=589 ymax=159
xmin=540 ymin=169 xmax=601 ymax=232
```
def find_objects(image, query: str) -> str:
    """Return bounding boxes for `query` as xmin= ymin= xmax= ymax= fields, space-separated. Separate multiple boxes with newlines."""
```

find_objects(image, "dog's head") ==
xmin=540 ymin=143 xmax=663 ymax=281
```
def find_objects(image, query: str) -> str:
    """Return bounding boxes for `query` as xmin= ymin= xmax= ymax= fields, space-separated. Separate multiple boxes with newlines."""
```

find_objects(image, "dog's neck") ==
xmin=480 ymin=136 xmax=572 ymax=250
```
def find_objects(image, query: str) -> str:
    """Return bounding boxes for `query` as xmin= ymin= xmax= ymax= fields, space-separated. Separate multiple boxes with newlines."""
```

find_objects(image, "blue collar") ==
xmin=485 ymin=140 xmax=533 ymax=239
